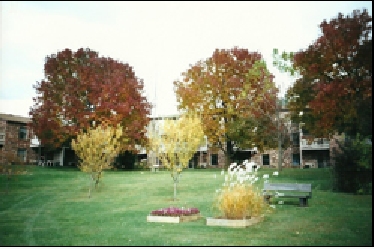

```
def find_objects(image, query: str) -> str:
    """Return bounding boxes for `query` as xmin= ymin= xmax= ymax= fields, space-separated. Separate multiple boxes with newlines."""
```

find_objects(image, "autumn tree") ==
xmin=174 ymin=48 xmax=278 ymax=167
xmin=148 ymin=112 xmax=204 ymax=201
xmin=228 ymin=98 xmax=291 ymax=171
xmin=71 ymin=123 xmax=125 ymax=198
xmin=30 ymin=48 xmax=151 ymax=156
xmin=228 ymin=99 xmax=290 ymax=151
xmin=273 ymin=9 xmax=373 ymax=139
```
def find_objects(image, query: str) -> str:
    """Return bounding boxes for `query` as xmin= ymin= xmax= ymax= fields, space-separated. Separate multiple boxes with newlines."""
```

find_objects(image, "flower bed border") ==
xmin=206 ymin=215 xmax=264 ymax=228
xmin=147 ymin=214 xmax=201 ymax=223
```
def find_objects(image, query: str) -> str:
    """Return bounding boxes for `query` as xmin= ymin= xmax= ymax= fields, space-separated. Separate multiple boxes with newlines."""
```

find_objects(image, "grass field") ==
xmin=0 ymin=166 xmax=373 ymax=246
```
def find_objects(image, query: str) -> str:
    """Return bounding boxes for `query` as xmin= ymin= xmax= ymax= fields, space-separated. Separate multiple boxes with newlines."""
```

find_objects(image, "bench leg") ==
xmin=299 ymin=198 xmax=308 ymax=207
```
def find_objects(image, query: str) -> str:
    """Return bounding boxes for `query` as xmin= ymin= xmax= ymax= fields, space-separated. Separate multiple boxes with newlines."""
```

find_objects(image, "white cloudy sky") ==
xmin=0 ymin=1 xmax=372 ymax=117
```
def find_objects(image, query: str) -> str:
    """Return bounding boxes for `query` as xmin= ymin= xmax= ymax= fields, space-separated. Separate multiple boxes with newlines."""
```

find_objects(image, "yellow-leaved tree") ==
xmin=71 ymin=123 xmax=125 ymax=198
xmin=148 ymin=112 xmax=204 ymax=201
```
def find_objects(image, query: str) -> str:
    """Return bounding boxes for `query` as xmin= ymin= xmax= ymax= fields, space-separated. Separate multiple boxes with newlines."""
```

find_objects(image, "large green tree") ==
xmin=274 ymin=9 xmax=372 ymax=139
xmin=174 ymin=47 xmax=278 ymax=167
xmin=30 ymin=48 xmax=151 ymax=153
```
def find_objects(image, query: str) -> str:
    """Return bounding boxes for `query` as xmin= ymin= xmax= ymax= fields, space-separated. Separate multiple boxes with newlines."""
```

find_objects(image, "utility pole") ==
xmin=277 ymin=97 xmax=282 ymax=172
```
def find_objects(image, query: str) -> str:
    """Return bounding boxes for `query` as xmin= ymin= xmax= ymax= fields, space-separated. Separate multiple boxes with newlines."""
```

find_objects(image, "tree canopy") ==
xmin=148 ymin=112 xmax=205 ymax=200
xmin=275 ymin=9 xmax=372 ymax=139
xmin=174 ymin=47 xmax=278 ymax=163
xmin=71 ymin=123 xmax=125 ymax=197
xmin=30 ymin=48 xmax=151 ymax=151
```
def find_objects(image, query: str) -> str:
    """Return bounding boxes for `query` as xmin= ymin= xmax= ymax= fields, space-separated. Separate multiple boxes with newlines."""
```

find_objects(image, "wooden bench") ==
xmin=263 ymin=183 xmax=312 ymax=207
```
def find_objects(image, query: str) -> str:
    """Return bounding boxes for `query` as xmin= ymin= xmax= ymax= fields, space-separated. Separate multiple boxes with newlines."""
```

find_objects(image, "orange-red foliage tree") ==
xmin=30 ymin=48 xmax=151 ymax=152
xmin=283 ymin=9 xmax=372 ymax=138
xmin=174 ymin=47 xmax=278 ymax=166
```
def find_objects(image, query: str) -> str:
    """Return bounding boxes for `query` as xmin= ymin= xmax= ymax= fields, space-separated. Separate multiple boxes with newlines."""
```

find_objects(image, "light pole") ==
xmin=299 ymin=122 xmax=305 ymax=169
xmin=277 ymin=84 xmax=283 ymax=172
xmin=277 ymin=97 xmax=284 ymax=171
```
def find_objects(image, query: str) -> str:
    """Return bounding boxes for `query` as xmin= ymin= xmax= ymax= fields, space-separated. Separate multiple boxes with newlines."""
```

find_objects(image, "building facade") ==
xmin=146 ymin=110 xmax=332 ymax=170
xmin=146 ymin=114 xmax=255 ymax=169
xmin=0 ymin=111 xmax=334 ymax=170
xmin=251 ymin=108 xmax=331 ymax=169
xmin=0 ymin=113 xmax=39 ymax=165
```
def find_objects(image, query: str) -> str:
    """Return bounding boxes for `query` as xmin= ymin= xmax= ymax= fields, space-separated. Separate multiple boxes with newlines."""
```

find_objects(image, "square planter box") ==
xmin=147 ymin=214 xmax=201 ymax=223
xmin=206 ymin=215 xmax=264 ymax=228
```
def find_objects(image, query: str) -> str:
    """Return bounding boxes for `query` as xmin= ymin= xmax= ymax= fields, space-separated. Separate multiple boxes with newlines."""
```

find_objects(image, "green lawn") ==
xmin=0 ymin=166 xmax=372 ymax=246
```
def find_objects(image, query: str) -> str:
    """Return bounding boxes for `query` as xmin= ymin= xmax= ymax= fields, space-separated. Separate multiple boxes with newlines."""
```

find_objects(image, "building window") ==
xmin=211 ymin=154 xmax=218 ymax=166
xmin=302 ymin=127 xmax=309 ymax=135
xmin=155 ymin=157 xmax=161 ymax=166
xmin=316 ymin=138 xmax=326 ymax=145
xmin=17 ymin=148 xmax=27 ymax=162
xmin=262 ymin=154 xmax=270 ymax=166
xmin=19 ymin=126 xmax=28 ymax=140
xmin=292 ymin=132 xmax=299 ymax=146
xmin=292 ymin=153 xmax=300 ymax=166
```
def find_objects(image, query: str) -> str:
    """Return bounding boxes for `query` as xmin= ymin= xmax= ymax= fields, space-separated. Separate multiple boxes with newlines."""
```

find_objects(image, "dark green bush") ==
xmin=332 ymin=134 xmax=372 ymax=194
xmin=114 ymin=151 xmax=136 ymax=170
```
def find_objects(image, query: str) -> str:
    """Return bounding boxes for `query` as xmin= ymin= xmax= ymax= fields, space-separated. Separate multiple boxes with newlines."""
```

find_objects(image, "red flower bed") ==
xmin=150 ymin=207 xmax=200 ymax=217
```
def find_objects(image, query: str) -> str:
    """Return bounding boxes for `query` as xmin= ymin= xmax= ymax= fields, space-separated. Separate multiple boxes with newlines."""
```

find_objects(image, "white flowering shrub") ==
xmin=213 ymin=160 xmax=277 ymax=219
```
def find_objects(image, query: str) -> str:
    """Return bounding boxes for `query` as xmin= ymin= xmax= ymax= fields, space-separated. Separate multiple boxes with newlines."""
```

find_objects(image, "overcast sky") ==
xmin=0 ymin=1 xmax=372 ymax=118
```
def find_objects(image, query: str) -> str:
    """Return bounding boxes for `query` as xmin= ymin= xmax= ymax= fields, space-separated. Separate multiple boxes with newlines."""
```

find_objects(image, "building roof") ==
xmin=0 ymin=113 xmax=31 ymax=124
xmin=150 ymin=114 xmax=180 ymax=120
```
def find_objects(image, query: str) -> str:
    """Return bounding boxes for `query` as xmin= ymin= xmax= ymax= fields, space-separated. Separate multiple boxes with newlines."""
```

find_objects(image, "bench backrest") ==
xmin=263 ymin=183 xmax=312 ymax=193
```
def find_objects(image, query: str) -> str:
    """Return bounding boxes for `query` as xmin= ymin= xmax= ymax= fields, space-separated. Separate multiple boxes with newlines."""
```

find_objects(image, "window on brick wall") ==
xmin=292 ymin=153 xmax=300 ymax=166
xmin=292 ymin=132 xmax=300 ymax=146
xmin=211 ymin=154 xmax=218 ymax=166
xmin=19 ymin=126 xmax=28 ymax=140
xmin=302 ymin=127 xmax=309 ymax=135
xmin=262 ymin=154 xmax=270 ymax=166
xmin=155 ymin=157 xmax=161 ymax=166
xmin=17 ymin=148 xmax=27 ymax=162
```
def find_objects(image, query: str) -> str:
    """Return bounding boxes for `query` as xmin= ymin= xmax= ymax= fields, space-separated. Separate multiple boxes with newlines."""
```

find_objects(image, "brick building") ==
xmin=147 ymin=110 xmax=333 ymax=170
xmin=146 ymin=114 xmax=256 ymax=169
xmin=0 ymin=113 xmax=39 ymax=165
xmin=0 ymin=111 xmax=335 ymax=169
xmin=251 ymin=124 xmax=331 ymax=169
xmin=251 ymin=108 xmax=331 ymax=169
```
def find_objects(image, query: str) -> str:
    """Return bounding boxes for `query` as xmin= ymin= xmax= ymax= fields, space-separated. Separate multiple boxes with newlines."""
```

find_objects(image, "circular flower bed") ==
xmin=150 ymin=207 xmax=200 ymax=217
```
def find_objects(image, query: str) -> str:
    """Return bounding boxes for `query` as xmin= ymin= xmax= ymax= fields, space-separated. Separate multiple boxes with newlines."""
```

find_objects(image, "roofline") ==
xmin=0 ymin=113 xmax=31 ymax=123
xmin=149 ymin=114 xmax=180 ymax=120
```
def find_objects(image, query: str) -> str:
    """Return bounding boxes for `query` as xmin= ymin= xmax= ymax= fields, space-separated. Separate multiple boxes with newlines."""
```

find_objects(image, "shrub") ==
xmin=332 ymin=134 xmax=372 ymax=194
xmin=213 ymin=160 xmax=275 ymax=219
xmin=215 ymin=184 xmax=265 ymax=219
xmin=3 ymin=152 xmax=20 ymax=166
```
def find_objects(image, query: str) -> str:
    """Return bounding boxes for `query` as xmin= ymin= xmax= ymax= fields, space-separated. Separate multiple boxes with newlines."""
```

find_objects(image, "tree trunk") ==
xmin=174 ymin=181 xmax=177 ymax=201
xmin=278 ymin=144 xmax=283 ymax=172
xmin=88 ymin=173 xmax=95 ymax=198
xmin=224 ymin=139 xmax=232 ymax=169
xmin=88 ymin=184 xmax=92 ymax=199
xmin=172 ymin=170 xmax=179 ymax=201
xmin=95 ymin=171 xmax=102 ymax=189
